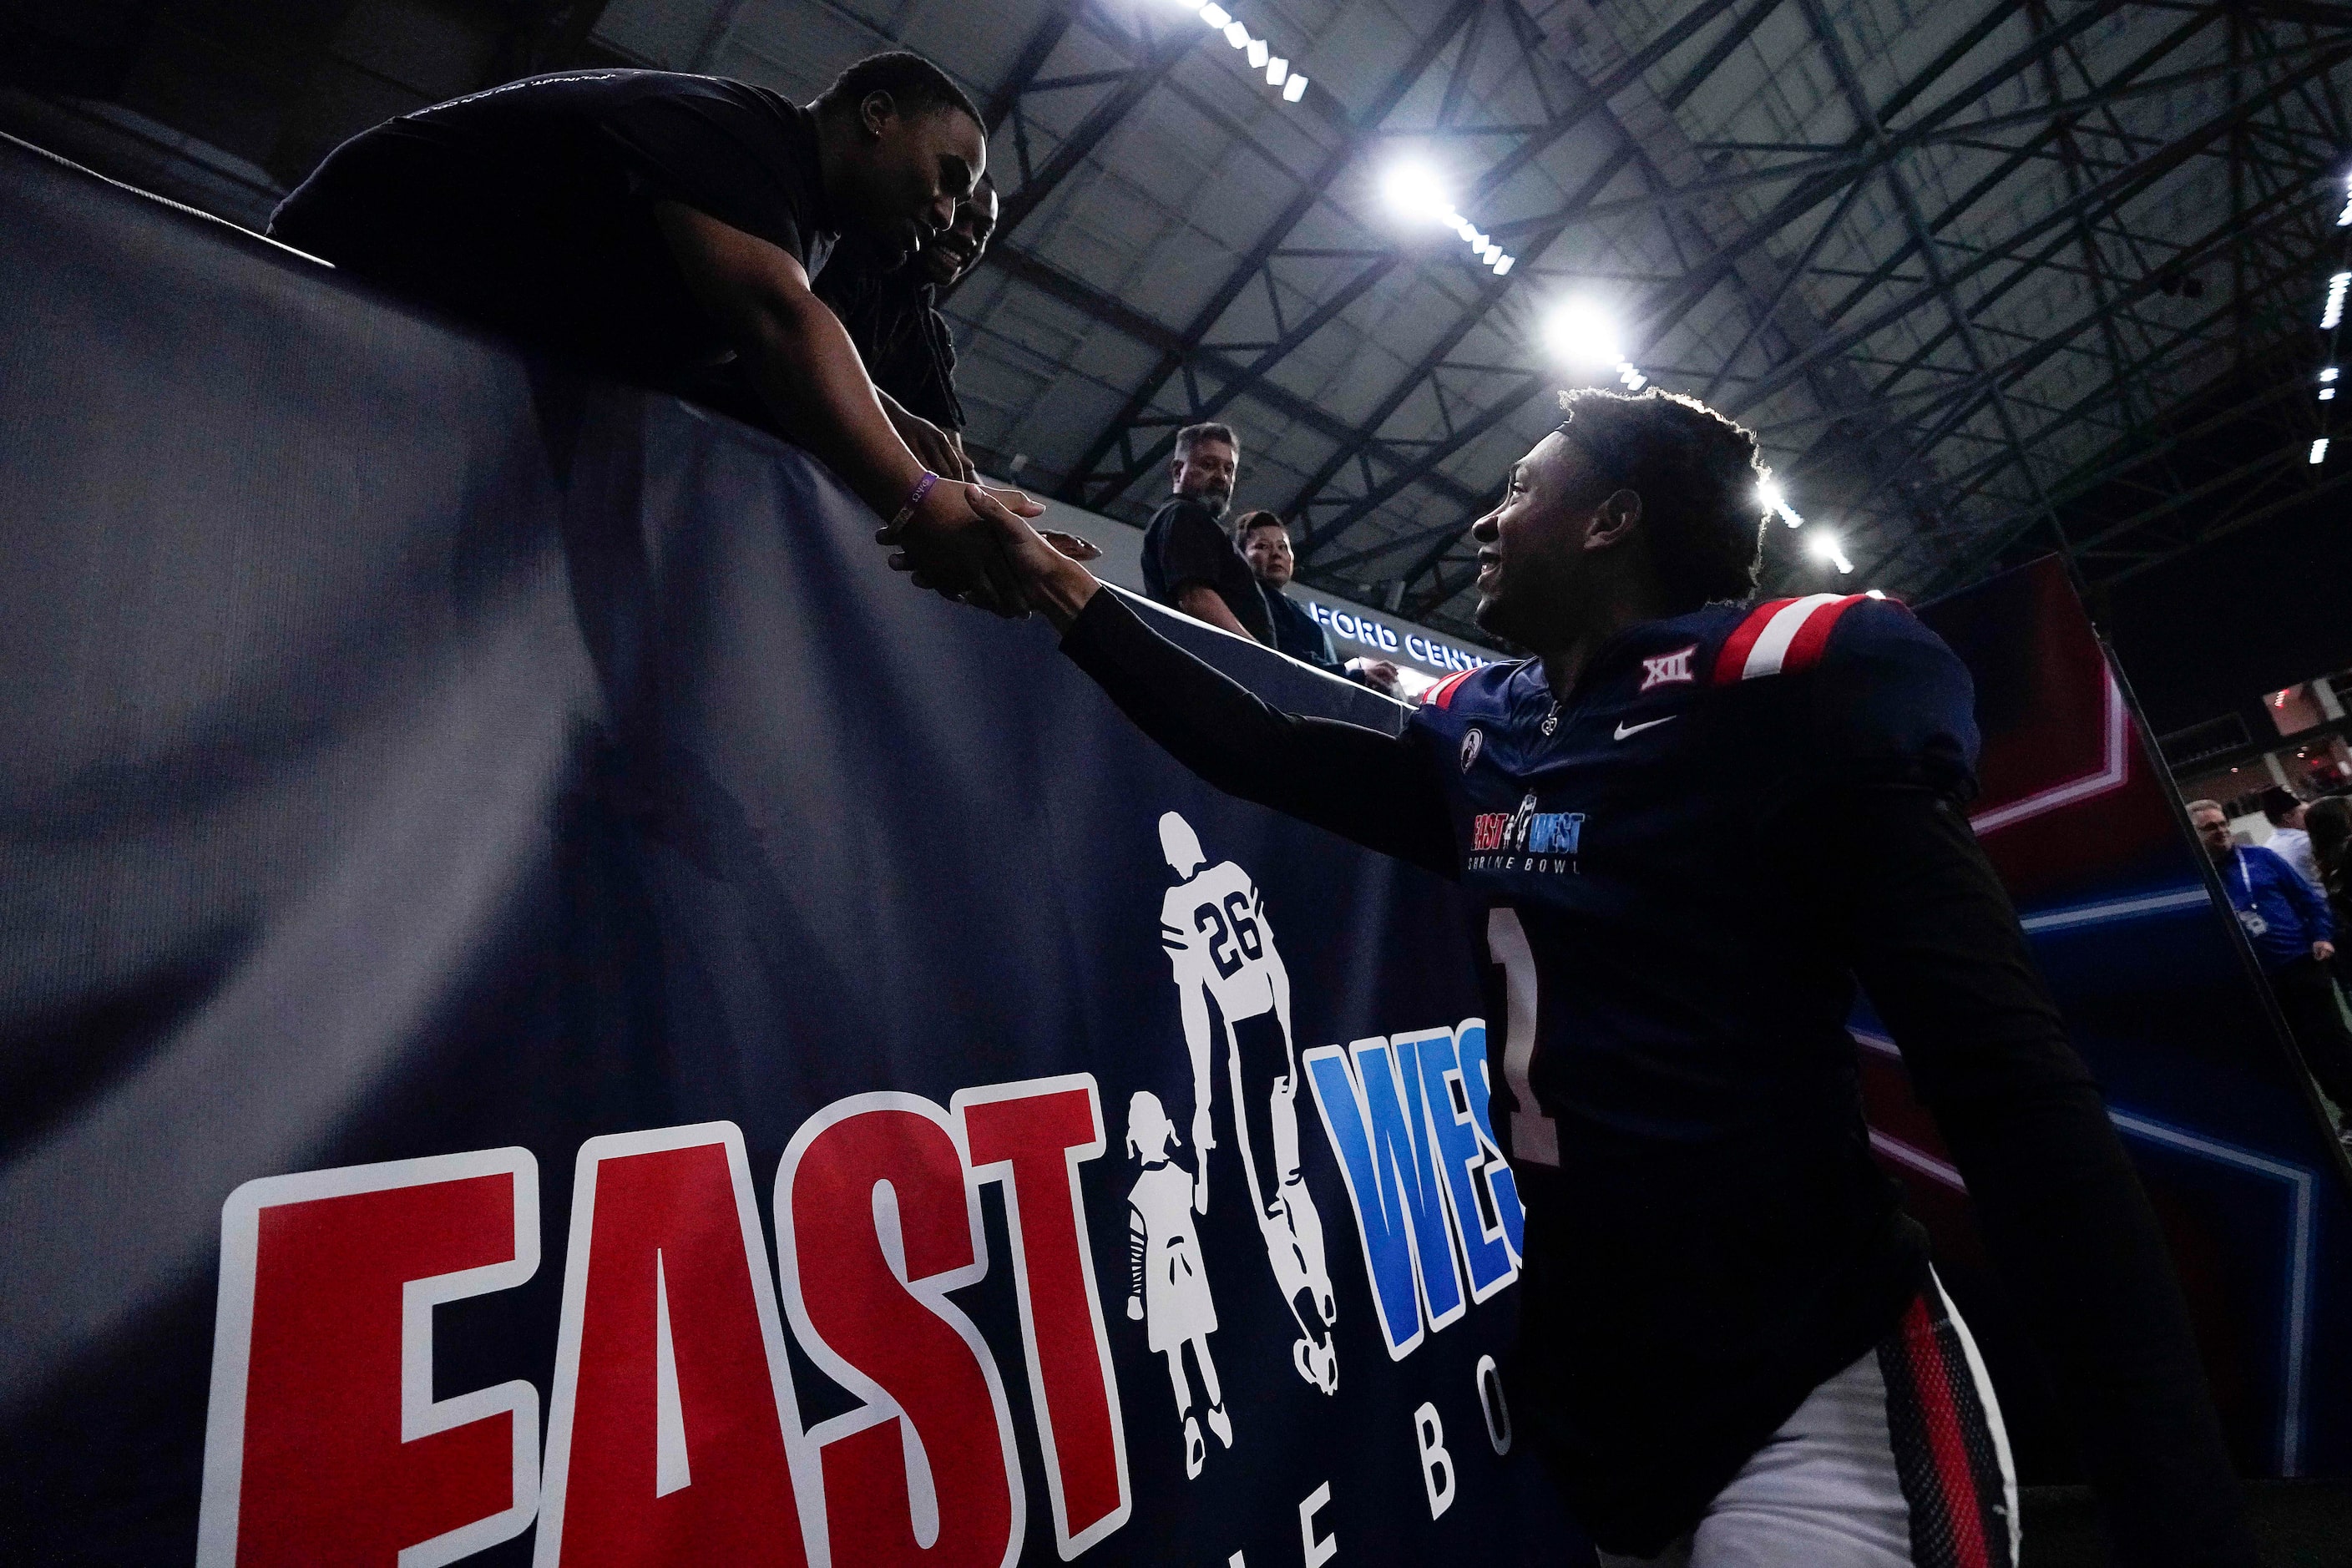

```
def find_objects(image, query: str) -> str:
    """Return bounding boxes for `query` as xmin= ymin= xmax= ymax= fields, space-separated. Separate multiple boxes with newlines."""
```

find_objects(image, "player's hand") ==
xmin=880 ymin=480 xmax=1045 ymax=616
xmin=1126 ymin=1295 xmax=1144 ymax=1322
xmin=895 ymin=485 xmax=1101 ymax=627
xmin=1039 ymin=529 xmax=1102 ymax=562
xmin=2317 ymin=940 xmax=2336 ymax=963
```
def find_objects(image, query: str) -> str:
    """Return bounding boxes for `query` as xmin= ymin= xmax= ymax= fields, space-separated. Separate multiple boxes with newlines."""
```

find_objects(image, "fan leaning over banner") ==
xmin=269 ymin=53 xmax=1044 ymax=614
xmin=815 ymin=175 xmax=997 ymax=482
xmin=913 ymin=389 xmax=2256 ymax=1566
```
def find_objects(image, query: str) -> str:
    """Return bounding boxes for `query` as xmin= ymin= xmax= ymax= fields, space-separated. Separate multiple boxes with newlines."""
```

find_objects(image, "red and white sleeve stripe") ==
xmin=1712 ymin=593 xmax=1875 ymax=684
xmin=1423 ymin=668 xmax=1479 ymax=708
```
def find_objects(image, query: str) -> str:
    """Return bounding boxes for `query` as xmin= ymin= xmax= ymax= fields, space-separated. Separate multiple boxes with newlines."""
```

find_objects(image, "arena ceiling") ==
xmin=579 ymin=0 xmax=2352 ymax=638
xmin=13 ymin=1 xmax=2342 ymax=638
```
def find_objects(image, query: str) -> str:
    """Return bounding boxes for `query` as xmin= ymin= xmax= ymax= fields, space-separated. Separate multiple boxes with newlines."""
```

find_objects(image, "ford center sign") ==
xmin=1295 ymin=599 xmax=1495 ymax=675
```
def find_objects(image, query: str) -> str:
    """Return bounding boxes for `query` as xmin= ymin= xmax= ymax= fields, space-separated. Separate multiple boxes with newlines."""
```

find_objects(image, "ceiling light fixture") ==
xmin=1542 ymin=298 xmax=1621 ymax=368
xmin=1758 ymin=480 xmax=1803 ymax=528
xmin=1382 ymin=160 xmax=1451 ymax=224
xmin=1192 ymin=4 xmax=1307 ymax=104
xmin=1807 ymin=531 xmax=1854 ymax=574
xmin=2313 ymin=178 xmax=2344 ymax=472
xmin=1380 ymin=159 xmax=1514 ymax=272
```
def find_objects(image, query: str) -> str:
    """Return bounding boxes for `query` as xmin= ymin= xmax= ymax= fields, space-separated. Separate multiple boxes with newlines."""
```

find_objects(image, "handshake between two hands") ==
xmin=874 ymin=476 xmax=1103 ymax=624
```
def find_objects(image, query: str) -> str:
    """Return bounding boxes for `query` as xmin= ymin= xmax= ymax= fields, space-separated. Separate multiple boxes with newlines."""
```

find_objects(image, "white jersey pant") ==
xmin=1600 ymin=1277 xmax=2019 ymax=1568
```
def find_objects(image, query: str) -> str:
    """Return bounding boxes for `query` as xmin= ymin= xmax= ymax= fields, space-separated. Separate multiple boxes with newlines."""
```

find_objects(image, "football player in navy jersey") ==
xmin=904 ymin=389 xmax=2255 ymax=1566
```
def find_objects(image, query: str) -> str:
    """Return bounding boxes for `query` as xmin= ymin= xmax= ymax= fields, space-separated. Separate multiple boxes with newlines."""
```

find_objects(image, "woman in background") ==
xmin=2303 ymin=796 xmax=2352 ymax=988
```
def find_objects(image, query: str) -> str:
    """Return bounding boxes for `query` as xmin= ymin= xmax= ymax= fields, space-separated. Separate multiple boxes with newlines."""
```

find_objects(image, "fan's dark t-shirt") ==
xmin=1141 ymin=497 xmax=1275 ymax=645
xmin=816 ymin=239 xmax=966 ymax=431
xmin=270 ymin=70 xmax=838 ymax=382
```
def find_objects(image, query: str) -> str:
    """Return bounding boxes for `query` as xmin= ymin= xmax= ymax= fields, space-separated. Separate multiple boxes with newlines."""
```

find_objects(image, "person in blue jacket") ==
xmin=2192 ymin=799 xmax=2352 ymax=1144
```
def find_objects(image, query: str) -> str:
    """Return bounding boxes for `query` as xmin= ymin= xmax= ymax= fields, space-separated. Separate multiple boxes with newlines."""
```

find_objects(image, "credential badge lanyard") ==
xmin=2236 ymin=853 xmax=2270 ymax=938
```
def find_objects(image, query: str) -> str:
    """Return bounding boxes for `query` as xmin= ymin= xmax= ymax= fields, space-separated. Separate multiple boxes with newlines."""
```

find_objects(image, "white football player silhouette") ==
xmin=1156 ymin=811 xmax=1338 ymax=1393
xmin=1125 ymin=1090 xmax=1232 ymax=1479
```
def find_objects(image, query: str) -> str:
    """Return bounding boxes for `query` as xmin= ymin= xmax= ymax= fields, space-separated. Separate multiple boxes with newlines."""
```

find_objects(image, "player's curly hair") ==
xmin=1553 ymin=387 xmax=1766 ymax=609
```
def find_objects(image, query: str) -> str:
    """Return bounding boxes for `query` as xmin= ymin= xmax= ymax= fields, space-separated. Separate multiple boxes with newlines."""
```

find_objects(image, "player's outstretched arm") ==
xmin=652 ymin=201 xmax=1039 ymax=613
xmin=919 ymin=499 xmax=1459 ymax=878
xmin=1805 ymin=787 xmax=2258 ymax=1567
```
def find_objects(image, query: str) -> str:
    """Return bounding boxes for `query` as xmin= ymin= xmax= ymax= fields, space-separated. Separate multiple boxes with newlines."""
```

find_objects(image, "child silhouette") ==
xmin=1125 ymin=1090 xmax=1232 ymax=1478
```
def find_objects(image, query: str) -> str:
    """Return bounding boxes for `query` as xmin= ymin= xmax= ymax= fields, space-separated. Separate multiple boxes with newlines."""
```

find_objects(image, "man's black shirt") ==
xmin=1259 ymin=584 xmax=1343 ymax=673
xmin=814 ymin=240 xmax=965 ymax=431
xmin=1140 ymin=498 xmax=1273 ymax=645
xmin=271 ymin=71 xmax=837 ymax=383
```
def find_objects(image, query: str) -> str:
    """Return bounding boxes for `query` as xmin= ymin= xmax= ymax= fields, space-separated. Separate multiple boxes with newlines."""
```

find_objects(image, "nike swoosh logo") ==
xmin=1614 ymin=716 xmax=1678 ymax=741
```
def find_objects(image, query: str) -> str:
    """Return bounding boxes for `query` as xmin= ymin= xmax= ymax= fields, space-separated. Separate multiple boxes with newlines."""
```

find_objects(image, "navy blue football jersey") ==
xmin=1061 ymin=584 xmax=2252 ymax=1559
xmin=1409 ymin=591 xmax=1980 ymax=1518
xmin=1411 ymin=590 xmax=1977 ymax=1175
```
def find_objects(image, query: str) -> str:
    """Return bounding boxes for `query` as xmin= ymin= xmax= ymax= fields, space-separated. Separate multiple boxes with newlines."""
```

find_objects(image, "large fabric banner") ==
xmin=0 ymin=140 xmax=1565 ymax=1565
xmin=11 ymin=133 xmax=2348 ymax=1568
